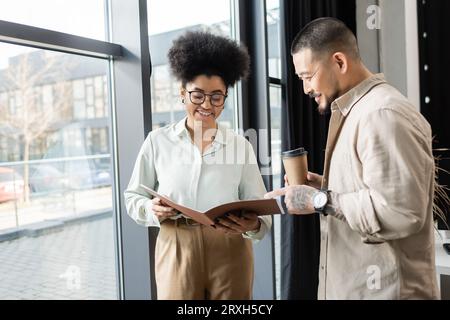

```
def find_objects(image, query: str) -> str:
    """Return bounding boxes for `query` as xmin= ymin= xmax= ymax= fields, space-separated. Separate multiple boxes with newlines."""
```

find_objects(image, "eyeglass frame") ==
xmin=184 ymin=90 xmax=228 ymax=108
xmin=298 ymin=65 xmax=321 ymax=83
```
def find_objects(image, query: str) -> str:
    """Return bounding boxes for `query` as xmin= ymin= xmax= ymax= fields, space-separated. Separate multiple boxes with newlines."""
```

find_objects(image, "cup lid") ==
xmin=281 ymin=147 xmax=308 ymax=158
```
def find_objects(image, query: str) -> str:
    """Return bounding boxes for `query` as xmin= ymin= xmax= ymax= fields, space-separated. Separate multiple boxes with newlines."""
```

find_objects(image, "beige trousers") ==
xmin=155 ymin=219 xmax=254 ymax=300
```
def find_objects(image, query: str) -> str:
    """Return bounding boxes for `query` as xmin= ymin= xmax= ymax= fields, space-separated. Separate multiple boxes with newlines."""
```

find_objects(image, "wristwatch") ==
xmin=312 ymin=190 xmax=330 ymax=213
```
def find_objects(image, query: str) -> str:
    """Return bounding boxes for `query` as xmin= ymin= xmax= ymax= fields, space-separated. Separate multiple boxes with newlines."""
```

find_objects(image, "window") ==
xmin=0 ymin=136 xmax=7 ymax=160
xmin=267 ymin=0 xmax=281 ymax=79
xmin=42 ymin=85 xmax=53 ymax=110
xmin=270 ymin=84 xmax=282 ymax=191
xmin=266 ymin=0 xmax=282 ymax=300
xmin=147 ymin=0 xmax=237 ymax=131
xmin=71 ymin=76 xmax=108 ymax=120
xmin=0 ymin=43 xmax=117 ymax=299
xmin=86 ymin=127 xmax=109 ymax=155
xmin=0 ymin=0 xmax=106 ymax=41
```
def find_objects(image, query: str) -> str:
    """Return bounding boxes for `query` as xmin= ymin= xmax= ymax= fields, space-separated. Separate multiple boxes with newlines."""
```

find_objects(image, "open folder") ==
xmin=140 ymin=184 xmax=285 ymax=226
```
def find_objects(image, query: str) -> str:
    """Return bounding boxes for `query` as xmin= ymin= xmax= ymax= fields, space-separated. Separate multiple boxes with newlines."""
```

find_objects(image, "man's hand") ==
xmin=284 ymin=171 xmax=323 ymax=189
xmin=215 ymin=211 xmax=261 ymax=234
xmin=306 ymin=172 xmax=323 ymax=189
xmin=265 ymin=185 xmax=317 ymax=215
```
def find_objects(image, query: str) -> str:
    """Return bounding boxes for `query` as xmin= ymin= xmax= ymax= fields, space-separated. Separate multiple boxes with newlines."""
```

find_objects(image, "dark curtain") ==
xmin=417 ymin=0 xmax=450 ymax=229
xmin=279 ymin=0 xmax=356 ymax=300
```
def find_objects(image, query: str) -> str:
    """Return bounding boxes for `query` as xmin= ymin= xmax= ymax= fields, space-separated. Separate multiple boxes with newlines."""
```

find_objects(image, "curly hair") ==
xmin=168 ymin=31 xmax=250 ymax=88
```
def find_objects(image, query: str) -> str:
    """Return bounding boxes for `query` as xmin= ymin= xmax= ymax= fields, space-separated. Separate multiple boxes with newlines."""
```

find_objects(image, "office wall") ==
xmin=356 ymin=0 xmax=420 ymax=111
xmin=356 ymin=0 xmax=380 ymax=74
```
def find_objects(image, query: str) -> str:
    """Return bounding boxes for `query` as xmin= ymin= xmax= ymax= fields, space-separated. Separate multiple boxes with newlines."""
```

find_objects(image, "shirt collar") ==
xmin=331 ymin=73 xmax=387 ymax=117
xmin=174 ymin=117 xmax=189 ymax=137
xmin=173 ymin=116 xmax=228 ymax=145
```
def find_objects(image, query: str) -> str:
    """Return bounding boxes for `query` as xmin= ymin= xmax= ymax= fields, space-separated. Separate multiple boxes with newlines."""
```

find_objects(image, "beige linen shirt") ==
xmin=319 ymin=74 xmax=439 ymax=299
xmin=124 ymin=117 xmax=272 ymax=241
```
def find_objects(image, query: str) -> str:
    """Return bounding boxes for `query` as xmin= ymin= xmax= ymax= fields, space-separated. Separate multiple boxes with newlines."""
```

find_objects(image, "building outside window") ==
xmin=0 ymin=0 xmax=118 ymax=300
xmin=147 ymin=0 xmax=237 ymax=131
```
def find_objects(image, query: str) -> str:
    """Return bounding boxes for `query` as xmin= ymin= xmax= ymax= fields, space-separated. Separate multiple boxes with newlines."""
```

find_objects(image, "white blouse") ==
xmin=124 ymin=117 xmax=271 ymax=241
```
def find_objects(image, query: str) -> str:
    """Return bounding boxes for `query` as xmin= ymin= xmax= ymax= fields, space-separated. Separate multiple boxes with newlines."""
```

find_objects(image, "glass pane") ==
xmin=0 ymin=0 xmax=106 ymax=41
xmin=0 ymin=43 xmax=118 ymax=299
xmin=269 ymin=84 xmax=282 ymax=300
xmin=147 ymin=0 xmax=236 ymax=130
xmin=266 ymin=0 xmax=281 ymax=79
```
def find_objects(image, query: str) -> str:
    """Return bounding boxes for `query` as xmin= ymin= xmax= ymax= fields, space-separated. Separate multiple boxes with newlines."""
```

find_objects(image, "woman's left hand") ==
xmin=215 ymin=211 xmax=261 ymax=234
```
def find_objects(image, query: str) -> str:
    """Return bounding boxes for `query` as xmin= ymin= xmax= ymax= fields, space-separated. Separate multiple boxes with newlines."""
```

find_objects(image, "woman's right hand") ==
xmin=151 ymin=197 xmax=178 ymax=218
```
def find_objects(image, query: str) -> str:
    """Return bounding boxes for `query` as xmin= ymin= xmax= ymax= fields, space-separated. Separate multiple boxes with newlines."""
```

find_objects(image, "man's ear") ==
xmin=333 ymin=52 xmax=348 ymax=74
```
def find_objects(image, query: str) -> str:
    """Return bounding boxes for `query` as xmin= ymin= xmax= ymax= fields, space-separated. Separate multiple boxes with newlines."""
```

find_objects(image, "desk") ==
xmin=435 ymin=231 xmax=450 ymax=299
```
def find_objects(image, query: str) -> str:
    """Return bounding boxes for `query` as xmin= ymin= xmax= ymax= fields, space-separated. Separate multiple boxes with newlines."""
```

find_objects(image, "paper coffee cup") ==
xmin=281 ymin=148 xmax=308 ymax=185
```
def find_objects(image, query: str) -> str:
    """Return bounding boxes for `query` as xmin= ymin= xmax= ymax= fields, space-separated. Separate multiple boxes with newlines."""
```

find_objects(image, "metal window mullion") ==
xmin=110 ymin=0 xmax=153 ymax=300
xmin=0 ymin=20 xmax=123 ymax=59
xmin=238 ymin=0 xmax=275 ymax=301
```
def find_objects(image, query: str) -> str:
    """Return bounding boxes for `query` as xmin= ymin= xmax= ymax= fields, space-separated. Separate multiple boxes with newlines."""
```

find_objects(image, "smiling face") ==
xmin=181 ymin=74 xmax=227 ymax=129
xmin=292 ymin=48 xmax=341 ymax=115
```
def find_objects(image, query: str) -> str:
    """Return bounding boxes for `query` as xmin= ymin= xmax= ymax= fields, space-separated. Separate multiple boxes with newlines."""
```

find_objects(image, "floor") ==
xmin=0 ymin=217 xmax=118 ymax=300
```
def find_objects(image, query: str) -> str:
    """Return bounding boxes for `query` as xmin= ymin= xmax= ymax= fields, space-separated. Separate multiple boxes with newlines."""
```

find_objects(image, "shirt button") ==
xmin=321 ymin=265 xmax=325 ymax=270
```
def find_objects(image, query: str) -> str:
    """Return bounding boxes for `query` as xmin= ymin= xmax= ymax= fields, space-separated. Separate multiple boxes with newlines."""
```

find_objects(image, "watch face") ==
xmin=314 ymin=192 xmax=328 ymax=208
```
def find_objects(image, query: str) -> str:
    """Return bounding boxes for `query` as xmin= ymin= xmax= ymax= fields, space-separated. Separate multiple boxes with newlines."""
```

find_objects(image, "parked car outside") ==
xmin=28 ymin=165 xmax=69 ymax=194
xmin=0 ymin=167 xmax=24 ymax=203
xmin=29 ymin=162 xmax=111 ymax=194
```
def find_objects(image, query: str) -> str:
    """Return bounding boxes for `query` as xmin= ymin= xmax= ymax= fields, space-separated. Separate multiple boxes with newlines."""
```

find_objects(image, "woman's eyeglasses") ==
xmin=186 ymin=91 xmax=227 ymax=107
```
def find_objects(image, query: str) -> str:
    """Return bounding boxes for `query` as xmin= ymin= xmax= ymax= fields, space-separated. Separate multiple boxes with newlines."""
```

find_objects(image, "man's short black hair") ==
xmin=291 ymin=17 xmax=360 ymax=60
xmin=168 ymin=31 xmax=250 ymax=88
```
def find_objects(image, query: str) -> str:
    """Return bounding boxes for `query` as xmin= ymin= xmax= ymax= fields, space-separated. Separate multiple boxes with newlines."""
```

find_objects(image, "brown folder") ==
xmin=140 ymin=184 xmax=284 ymax=227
